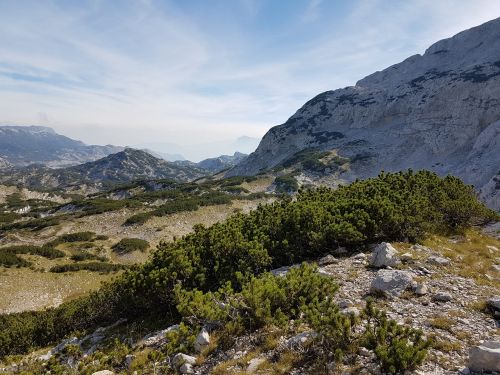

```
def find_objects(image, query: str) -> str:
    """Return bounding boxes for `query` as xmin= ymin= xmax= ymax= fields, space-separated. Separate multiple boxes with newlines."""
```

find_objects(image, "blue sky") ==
xmin=1 ymin=0 xmax=500 ymax=158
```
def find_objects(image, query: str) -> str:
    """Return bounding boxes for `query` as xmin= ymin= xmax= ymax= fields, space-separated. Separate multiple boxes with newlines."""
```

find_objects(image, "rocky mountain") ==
xmin=230 ymin=18 xmax=500 ymax=210
xmin=0 ymin=148 xmax=207 ymax=190
xmin=197 ymin=152 xmax=247 ymax=173
xmin=0 ymin=125 xmax=123 ymax=168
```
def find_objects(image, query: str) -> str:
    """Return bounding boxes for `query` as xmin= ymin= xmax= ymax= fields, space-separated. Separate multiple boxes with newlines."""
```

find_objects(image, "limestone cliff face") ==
xmin=230 ymin=18 xmax=500 ymax=209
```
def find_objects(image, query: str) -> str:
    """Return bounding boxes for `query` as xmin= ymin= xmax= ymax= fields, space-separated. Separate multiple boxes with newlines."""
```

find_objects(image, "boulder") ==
xmin=487 ymin=296 xmax=500 ymax=311
xmin=370 ymin=243 xmax=400 ymax=268
xmin=414 ymin=283 xmax=428 ymax=296
xmin=180 ymin=363 xmax=194 ymax=374
xmin=284 ymin=331 xmax=317 ymax=349
xmin=427 ymin=256 xmax=451 ymax=266
xmin=468 ymin=340 xmax=500 ymax=372
xmin=270 ymin=266 xmax=290 ymax=277
xmin=138 ymin=324 xmax=179 ymax=348
xmin=172 ymin=353 xmax=197 ymax=369
xmin=433 ymin=292 xmax=453 ymax=302
xmin=370 ymin=270 xmax=413 ymax=297
xmin=318 ymin=254 xmax=338 ymax=266
xmin=91 ymin=371 xmax=115 ymax=375
xmin=400 ymin=253 xmax=414 ymax=262
xmin=340 ymin=307 xmax=360 ymax=316
xmin=332 ymin=247 xmax=348 ymax=256
xmin=194 ymin=328 xmax=210 ymax=352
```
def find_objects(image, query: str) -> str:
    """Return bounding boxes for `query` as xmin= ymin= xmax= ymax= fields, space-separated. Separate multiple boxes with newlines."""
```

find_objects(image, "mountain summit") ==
xmin=230 ymin=18 xmax=500 ymax=209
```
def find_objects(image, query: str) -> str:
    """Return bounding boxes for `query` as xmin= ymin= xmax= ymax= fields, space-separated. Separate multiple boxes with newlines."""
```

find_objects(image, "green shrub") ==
xmin=112 ymin=238 xmax=149 ymax=254
xmin=50 ymin=262 xmax=124 ymax=273
xmin=0 ymin=171 xmax=494 ymax=359
xmin=362 ymin=300 xmax=432 ymax=373
xmin=70 ymin=252 xmax=108 ymax=262
xmin=124 ymin=212 xmax=153 ymax=225
xmin=51 ymin=231 xmax=95 ymax=244
xmin=0 ymin=212 xmax=21 ymax=224
xmin=274 ymin=175 xmax=298 ymax=193
xmin=0 ymin=245 xmax=64 ymax=267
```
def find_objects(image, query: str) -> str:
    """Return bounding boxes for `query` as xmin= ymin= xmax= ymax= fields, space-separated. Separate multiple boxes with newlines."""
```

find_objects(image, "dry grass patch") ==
xmin=423 ymin=229 xmax=500 ymax=286
xmin=427 ymin=316 xmax=454 ymax=332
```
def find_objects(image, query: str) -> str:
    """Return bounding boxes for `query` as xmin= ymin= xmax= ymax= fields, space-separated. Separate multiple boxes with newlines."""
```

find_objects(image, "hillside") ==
xmin=197 ymin=152 xmax=247 ymax=172
xmin=0 ymin=126 xmax=123 ymax=168
xmin=230 ymin=18 xmax=500 ymax=210
xmin=0 ymin=171 xmax=498 ymax=374
xmin=0 ymin=149 xmax=208 ymax=191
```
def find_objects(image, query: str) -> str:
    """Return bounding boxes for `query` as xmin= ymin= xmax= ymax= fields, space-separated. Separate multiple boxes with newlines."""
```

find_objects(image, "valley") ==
xmin=0 ymin=13 xmax=499 ymax=375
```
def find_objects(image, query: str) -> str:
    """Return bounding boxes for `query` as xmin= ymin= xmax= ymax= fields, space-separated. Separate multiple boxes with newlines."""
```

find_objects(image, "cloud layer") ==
xmin=0 ymin=0 xmax=499 ymax=157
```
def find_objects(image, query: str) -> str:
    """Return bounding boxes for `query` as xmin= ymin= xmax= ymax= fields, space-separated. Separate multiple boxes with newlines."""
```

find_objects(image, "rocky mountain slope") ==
xmin=0 ymin=148 xmax=207 ymax=190
xmin=230 ymin=18 xmax=500 ymax=210
xmin=0 ymin=126 xmax=123 ymax=168
xmin=197 ymin=152 xmax=247 ymax=172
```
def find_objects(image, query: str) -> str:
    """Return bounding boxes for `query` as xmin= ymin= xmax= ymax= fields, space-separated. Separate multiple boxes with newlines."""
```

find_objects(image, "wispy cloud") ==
xmin=0 ymin=0 xmax=499 ymax=159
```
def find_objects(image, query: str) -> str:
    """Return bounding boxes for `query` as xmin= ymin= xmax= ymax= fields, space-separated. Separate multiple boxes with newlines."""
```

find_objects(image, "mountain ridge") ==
xmin=0 ymin=125 xmax=123 ymax=168
xmin=229 ymin=17 xmax=500 ymax=210
xmin=0 ymin=148 xmax=207 ymax=191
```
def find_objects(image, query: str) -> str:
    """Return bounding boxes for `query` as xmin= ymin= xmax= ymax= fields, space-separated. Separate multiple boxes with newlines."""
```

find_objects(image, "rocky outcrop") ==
xmin=370 ymin=242 xmax=400 ymax=268
xmin=229 ymin=18 xmax=500 ymax=209
xmin=370 ymin=269 xmax=413 ymax=297
xmin=468 ymin=340 xmax=500 ymax=372
xmin=197 ymin=152 xmax=247 ymax=173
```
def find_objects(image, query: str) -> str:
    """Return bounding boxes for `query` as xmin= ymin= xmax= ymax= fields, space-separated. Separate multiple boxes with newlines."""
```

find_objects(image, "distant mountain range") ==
xmin=134 ymin=136 xmax=260 ymax=162
xmin=0 ymin=148 xmax=207 ymax=191
xmin=230 ymin=17 xmax=500 ymax=210
xmin=0 ymin=126 xmax=123 ymax=168
xmin=197 ymin=152 xmax=247 ymax=173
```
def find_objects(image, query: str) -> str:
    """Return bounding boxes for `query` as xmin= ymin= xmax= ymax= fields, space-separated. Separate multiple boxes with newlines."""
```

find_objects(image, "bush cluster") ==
xmin=111 ymin=238 xmax=149 ymax=254
xmin=0 ymin=171 xmax=494 ymax=366
xmin=0 ymin=245 xmax=64 ymax=267
xmin=49 ymin=262 xmax=125 ymax=273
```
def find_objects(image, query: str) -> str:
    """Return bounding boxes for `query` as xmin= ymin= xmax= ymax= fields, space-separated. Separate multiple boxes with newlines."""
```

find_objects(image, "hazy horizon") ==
xmin=1 ymin=0 xmax=500 ymax=151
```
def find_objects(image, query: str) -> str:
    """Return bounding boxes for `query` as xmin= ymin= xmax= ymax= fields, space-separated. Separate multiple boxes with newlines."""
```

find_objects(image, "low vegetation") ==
xmin=0 ymin=171 xmax=495 ymax=373
xmin=49 ymin=262 xmax=125 ymax=274
xmin=111 ymin=238 xmax=149 ymax=254
xmin=0 ymin=245 xmax=64 ymax=267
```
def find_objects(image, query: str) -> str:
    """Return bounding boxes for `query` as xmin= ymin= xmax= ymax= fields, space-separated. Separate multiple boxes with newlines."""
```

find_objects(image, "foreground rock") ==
xmin=370 ymin=269 xmax=413 ymax=297
xmin=468 ymin=340 xmax=500 ymax=372
xmin=370 ymin=242 xmax=400 ymax=268
xmin=194 ymin=328 xmax=211 ymax=352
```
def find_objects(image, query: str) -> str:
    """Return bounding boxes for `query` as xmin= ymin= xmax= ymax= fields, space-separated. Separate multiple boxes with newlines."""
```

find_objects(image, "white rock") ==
xmin=400 ymin=253 xmax=414 ymax=262
xmin=138 ymin=324 xmax=179 ymax=347
xmin=172 ymin=353 xmax=197 ymax=369
xmin=468 ymin=340 xmax=500 ymax=372
xmin=370 ymin=269 xmax=413 ymax=297
xmin=91 ymin=371 xmax=115 ymax=375
xmin=194 ymin=328 xmax=210 ymax=352
xmin=247 ymin=357 xmax=266 ymax=373
xmin=341 ymin=307 xmax=360 ymax=317
xmin=179 ymin=363 xmax=194 ymax=374
xmin=284 ymin=331 xmax=317 ymax=349
xmin=415 ymin=283 xmax=429 ymax=296
xmin=370 ymin=242 xmax=400 ymax=268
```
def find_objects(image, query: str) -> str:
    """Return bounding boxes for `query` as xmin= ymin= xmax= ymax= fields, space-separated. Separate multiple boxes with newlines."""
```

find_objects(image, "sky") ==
xmin=1 ymin=0 xmax=500 ymax=160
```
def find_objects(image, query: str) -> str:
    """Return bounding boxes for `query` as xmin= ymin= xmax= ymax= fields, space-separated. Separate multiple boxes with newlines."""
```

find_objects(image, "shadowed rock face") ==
xmin=230 ymin=18 xmax=500 ymax=209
